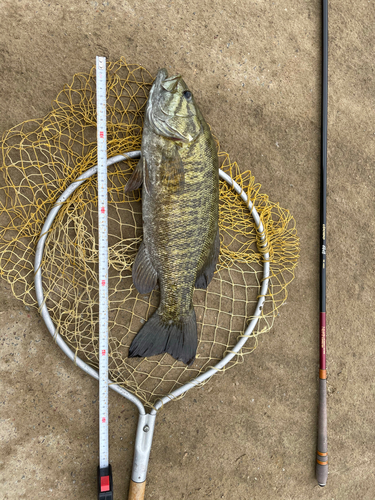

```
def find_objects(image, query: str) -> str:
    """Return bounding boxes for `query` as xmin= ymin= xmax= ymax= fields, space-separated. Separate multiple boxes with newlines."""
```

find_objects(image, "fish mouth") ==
xmin=161 ymin=73 xmax=182 ymax=93
xmin=154 ymin=68 xmax=169 ymax=87
xmin=146 ymin=68 xmax=168 ymax=105
xmin=153 ymin=69 xmax=184 ymax=100
xmin=153 ymin=68 xmax=182 ymax=92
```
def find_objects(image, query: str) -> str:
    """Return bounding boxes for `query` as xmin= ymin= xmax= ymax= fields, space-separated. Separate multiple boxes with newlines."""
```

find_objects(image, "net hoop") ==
xmin=34 ymin=151 xmax=270 ymax=414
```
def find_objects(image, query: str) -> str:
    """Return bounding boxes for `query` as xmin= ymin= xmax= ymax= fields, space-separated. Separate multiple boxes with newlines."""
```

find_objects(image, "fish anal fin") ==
xmin=132 ymin=241 xmax=158 ymax=294
xmin=195 ymin=227 xmax=220 ymax=289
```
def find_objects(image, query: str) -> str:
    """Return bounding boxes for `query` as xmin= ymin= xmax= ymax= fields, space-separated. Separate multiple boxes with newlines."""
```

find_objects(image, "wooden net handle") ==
xmin=128 ymin=480 xmax=146 ymax=500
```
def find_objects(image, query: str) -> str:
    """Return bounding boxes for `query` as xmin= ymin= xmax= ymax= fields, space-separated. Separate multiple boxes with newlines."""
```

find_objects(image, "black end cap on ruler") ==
xmin=98 ymin=464 xmax=113 ymax=500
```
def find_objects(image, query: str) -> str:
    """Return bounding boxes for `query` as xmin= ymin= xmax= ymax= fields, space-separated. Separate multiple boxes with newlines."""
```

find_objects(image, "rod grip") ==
xmin=128 ymin=480 xmax=146 ymax=500
xmin=316 ymin=377 xmax=328 ymax=486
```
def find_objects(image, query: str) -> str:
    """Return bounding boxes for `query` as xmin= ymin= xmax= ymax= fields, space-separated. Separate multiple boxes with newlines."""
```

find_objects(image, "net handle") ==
xmin=128 ymin=480 xmax=146 ymax=500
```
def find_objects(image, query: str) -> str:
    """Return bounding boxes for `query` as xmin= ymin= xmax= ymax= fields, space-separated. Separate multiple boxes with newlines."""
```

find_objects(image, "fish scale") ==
xmin=150 ymin=145 xmax=218 ymax=318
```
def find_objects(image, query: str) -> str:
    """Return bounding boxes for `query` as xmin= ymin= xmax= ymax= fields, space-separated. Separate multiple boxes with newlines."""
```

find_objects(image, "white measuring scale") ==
xmin=96 ymin=56 xmax=113 ymax=500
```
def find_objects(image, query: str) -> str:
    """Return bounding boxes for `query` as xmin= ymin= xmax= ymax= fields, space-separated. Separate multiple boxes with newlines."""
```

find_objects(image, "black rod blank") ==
xmin=316 ymin=0 xmax=328 ymax=487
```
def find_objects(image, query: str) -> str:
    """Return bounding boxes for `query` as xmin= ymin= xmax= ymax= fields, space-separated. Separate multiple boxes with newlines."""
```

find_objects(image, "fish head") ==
xmin=146 ymin=68 xmax=202 ymax=143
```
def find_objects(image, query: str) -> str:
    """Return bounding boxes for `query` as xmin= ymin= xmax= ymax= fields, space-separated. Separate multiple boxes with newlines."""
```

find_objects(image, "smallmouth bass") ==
xmin=125 ymin=68 xmax=219 ymax=365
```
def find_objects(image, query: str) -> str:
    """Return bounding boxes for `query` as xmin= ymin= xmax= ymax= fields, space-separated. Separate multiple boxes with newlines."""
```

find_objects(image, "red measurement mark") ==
xmin=101 ymin=206 xmax=105 ymax=214
xmin=102 ymin=349 xmax=106 ymax=356
xmin=102 ymin=417 xmax=106 ymax=423
xmin=100 ymin=131 xmax=104 ymax=139
xmin=101 ymin=280 xmax=106 ymax=286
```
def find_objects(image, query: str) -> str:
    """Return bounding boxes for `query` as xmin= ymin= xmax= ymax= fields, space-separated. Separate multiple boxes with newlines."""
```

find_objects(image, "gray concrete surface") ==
xmin=0 ymin=1 xmax=374 ymax=499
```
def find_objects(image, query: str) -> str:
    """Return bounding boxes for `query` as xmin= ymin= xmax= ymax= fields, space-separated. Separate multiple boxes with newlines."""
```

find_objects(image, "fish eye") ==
xmin=183 ymin=90 xmax=192 ymax=100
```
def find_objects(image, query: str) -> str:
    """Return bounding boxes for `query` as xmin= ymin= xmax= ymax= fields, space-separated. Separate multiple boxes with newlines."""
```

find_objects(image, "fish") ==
xmin=124 ymin=68 xmax=219 ymax=365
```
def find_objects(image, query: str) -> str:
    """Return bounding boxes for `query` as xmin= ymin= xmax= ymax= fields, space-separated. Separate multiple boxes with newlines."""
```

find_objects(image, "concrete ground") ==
xmin=0 ymin=1 xmax=374 ymax=499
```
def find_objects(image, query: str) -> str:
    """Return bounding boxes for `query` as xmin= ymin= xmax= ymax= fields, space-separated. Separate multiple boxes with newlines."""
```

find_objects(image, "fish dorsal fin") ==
xmin=160 ymin=147 xmax=184 ymax=190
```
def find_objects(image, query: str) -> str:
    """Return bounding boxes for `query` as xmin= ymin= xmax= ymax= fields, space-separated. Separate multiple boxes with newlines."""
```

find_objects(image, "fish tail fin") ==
xmin=128 ymin=308 xmax=197 ymax=365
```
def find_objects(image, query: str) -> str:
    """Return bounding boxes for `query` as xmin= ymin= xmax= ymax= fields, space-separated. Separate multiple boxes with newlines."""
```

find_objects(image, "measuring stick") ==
xmin=316 ymin=0 xmax=328 ymax=487
xmin=96 ymin=56 xmax=113 ymax=500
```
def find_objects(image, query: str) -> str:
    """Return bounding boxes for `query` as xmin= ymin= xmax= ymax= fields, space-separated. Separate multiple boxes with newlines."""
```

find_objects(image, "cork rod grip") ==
xmin=128 ymin=480 xmax=146 ymax=500
xmin=316 ymin=377 xmax=328 ymax=486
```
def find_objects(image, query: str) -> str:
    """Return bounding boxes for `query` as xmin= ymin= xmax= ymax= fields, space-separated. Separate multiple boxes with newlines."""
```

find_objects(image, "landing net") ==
xmin=0 ymin=59 xmax=299 ymax=408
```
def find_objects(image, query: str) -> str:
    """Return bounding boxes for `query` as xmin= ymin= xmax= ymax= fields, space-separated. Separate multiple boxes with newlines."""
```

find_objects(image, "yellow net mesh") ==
xmin=0 ymin=59 xmax=299 ymax=408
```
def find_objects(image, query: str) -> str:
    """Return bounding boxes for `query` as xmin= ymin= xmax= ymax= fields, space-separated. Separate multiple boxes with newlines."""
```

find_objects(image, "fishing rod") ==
xmin=316 ymin=0 xmax=328 ymax=487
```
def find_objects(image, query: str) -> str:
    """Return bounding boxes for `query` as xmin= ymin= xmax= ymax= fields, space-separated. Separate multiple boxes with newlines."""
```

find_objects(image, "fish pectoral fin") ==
xmin=195 ymin=227 xmax=220 ymax=289
xmin=124 ymin=157 xmax=143 ymax=193
xmin=161 ymin=147 xmax=184 ymax=189
xmin=128 ymin=308 xmax=197 ymax=365
xmin=132 ymin=241 xmax=159 ymax=294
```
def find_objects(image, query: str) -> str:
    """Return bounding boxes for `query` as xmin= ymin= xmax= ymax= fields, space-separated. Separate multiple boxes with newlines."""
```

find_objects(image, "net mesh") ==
xmin=0 ymin=58 xmax=299 ymax=408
